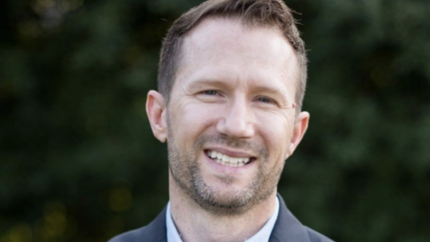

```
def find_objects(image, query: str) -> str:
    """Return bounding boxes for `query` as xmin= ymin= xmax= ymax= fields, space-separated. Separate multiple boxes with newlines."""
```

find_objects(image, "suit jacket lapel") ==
xmin=138 ymin=195 xmax=310 ymax=242
xmin=140 ymin=206 xmax=168 ymax=242
xmin=269 ymin=195 xmax=311 ymax=242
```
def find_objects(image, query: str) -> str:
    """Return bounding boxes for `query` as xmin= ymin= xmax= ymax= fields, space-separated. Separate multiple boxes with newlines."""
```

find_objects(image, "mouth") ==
xmin=205 ymin=150 xmax=255 ymax=167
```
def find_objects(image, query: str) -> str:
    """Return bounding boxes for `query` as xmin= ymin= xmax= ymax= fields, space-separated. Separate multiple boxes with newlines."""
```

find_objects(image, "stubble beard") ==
xmin=167 ymin=117 xmax=285 ymax=216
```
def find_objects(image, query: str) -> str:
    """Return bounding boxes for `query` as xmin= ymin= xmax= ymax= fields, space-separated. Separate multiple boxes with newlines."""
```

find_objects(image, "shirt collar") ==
xmin=166 ymin=198 xmax=280 ymax=242
xmin=166 ymin=202 xmax=183 ymax=242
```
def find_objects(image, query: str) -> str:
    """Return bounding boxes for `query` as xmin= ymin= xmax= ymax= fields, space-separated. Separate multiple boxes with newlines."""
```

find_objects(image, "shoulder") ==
xmin=108 ymin=206 xmax=168 ymax=242
xmin=305 ymin=226 xmax=335 ymax=242
xmin=270 ymin=194 xmax=334 ymax=242
xmin=108 ymin=227 xmax=147 ymax=242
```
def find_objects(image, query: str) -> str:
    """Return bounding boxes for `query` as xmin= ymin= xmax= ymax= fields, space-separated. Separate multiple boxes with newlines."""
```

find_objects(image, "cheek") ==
xmin=255 ymin=113 xmax=293 ymax=155
xmin=183 ymin=103 xmax=220 ymax=124
xmin=170 ymin=103 xmax=220 ymax=138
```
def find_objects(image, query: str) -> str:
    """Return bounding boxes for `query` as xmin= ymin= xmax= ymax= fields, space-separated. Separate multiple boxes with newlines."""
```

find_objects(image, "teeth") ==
xmin=207 ymin=150 xmax=251 ymax=167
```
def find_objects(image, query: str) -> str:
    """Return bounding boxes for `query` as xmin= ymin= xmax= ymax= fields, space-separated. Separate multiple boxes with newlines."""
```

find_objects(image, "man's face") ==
xmin=150 ymin=17 xmax=308 ymax=215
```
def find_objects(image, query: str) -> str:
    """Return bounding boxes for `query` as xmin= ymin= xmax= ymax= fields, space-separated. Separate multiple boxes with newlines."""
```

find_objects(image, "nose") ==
xmin=216 ymin=98 xmax=255 ymax=139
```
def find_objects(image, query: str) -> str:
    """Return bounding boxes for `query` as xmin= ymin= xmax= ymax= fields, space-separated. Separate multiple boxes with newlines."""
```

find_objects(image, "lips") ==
xmin=206 ymin=150 xmax=253 ymax=167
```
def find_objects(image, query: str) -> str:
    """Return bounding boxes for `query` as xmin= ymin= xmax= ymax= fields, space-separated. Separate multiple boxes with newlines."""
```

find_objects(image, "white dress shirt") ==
xmin=166 ymin=198 xmax=280 ymax=242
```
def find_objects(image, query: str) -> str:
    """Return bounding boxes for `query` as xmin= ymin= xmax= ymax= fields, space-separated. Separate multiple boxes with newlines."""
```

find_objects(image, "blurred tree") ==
xmin=0 ymin=0 xmax=429 ymax=241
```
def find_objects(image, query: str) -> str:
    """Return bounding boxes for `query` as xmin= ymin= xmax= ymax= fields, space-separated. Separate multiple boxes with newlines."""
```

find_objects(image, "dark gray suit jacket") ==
xmin=109 ymin=195 xmax=333 ymax=242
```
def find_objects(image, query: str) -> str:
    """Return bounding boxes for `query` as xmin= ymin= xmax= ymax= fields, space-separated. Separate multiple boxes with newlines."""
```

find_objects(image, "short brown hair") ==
xmin=158 ymin=0 xmax=307 ymax=111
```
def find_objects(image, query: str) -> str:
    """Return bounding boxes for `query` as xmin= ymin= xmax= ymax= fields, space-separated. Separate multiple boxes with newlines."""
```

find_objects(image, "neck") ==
xmin=168 ymin=174 xmax=277 ymax=242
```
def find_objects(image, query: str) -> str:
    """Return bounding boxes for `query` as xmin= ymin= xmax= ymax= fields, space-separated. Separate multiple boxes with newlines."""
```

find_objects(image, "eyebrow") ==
xmin=186 ymin=78 xmax=293 ymax=104
xmin=188 ymin=78 xmax=285 ymax=92
xmin=186 ymin=78 xmax=230 ymax=90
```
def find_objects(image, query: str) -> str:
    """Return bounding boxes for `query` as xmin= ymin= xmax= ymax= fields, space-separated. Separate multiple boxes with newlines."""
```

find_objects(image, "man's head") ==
xmin=146 ymin=0 xmax=309 ymax=216
xmin=157 ymin=0 xmax=307 ymax=112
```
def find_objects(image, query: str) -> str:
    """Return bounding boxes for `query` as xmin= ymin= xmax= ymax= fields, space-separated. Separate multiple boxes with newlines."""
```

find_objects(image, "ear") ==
xmin=146 ymin=90 xmax=167 ymax=143
xmin=287 ymin=111 xmax=309 ymax=157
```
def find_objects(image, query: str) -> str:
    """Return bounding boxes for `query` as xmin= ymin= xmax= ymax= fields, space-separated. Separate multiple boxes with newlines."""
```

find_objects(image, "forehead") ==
xmin=175 ymin=17 xmax=299 ymax=95
xmin=185 ymin=17 xmax=294 ymax=59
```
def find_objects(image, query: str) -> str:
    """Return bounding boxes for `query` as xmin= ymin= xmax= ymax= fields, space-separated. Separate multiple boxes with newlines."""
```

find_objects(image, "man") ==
xmin=110 ymin=0 xmax=333 ymax=241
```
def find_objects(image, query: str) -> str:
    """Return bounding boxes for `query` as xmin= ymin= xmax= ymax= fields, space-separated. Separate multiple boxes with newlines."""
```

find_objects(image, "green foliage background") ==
xmin=1 ymin=0 xmax=429 ymax=241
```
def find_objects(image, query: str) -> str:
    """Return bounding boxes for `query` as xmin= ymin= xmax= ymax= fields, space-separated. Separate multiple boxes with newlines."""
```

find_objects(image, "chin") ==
xmin=190 ymin=177 xmax=273 ymax=216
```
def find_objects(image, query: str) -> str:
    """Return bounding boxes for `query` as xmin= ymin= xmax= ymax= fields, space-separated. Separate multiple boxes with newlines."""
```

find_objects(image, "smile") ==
xmin=206 ymin=150 xmax=253 ymax=167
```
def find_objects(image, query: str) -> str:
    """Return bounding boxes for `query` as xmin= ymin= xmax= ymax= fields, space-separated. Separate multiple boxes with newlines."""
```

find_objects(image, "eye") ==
xmin=202 ymin=90 xmax=219 ymax=95
xmin=195 ymin=89 xmax=223 ymax=103
xmin=257 ymin=96 xmax=273 ymax=103
xmin=255 ymin=96 xmax=276 ymax=105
